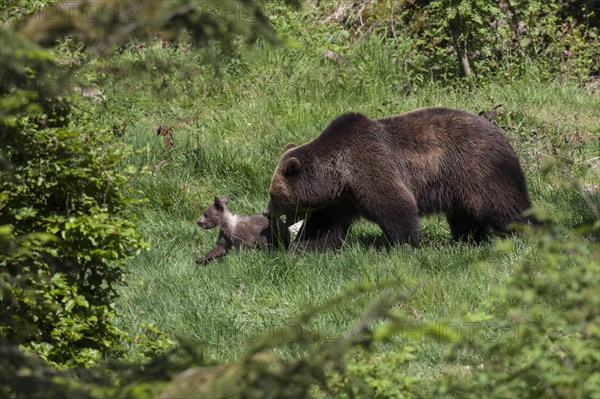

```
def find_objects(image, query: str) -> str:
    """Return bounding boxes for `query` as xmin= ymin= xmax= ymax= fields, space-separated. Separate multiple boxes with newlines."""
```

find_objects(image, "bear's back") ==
xmin=377 ymin=107 xmax=508 ymax=150
xmin=378 ymin=107 xmax=526 ymax=214
xmin=313 ymin=108 xmax=509 ymax=153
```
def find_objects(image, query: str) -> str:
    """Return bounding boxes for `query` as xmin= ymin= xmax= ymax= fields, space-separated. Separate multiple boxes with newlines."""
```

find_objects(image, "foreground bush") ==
xmin=0 ymin=25 xmax=147 ymax=367
xmin=436 ymin=223 xmax=600 ymax=398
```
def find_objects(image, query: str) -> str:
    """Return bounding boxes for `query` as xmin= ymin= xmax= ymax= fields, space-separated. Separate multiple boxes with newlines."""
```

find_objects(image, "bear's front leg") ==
xmin=377 ymin=203 xmax=420 ymax=245
xmin=292 ymin=205 xmax=355 ymax=251
xmin=353 ymin=183 xmax=420 ymax=245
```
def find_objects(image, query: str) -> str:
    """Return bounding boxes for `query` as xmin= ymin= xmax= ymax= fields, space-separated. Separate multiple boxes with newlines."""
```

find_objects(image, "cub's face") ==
xmin=197 ymin=195 xmax=229 ymax=229
xmin=267 ymin=144 xmax=341 ymax=220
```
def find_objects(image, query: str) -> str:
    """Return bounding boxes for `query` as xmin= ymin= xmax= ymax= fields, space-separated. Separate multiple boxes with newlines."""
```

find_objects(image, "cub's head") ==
xmin=197 ymin=195 xmax=229 ymax=229
xmin=266 ymin=143 xmax=342 ymax=221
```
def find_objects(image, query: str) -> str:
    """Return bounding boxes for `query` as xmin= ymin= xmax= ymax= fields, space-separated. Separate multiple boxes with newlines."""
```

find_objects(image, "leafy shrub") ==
xmin=0 ymin=124 xmax=146 ymax=367
xmin=0 ymin=26 xmax=147 ymax=367
xmin=435 ymin=222 xmax=600 ymax=398
xmin=314 ymin=0 xmax=599 ymax=81
xmin=0 ymin=0 xmax=58 ymax=22
xmin=327 ymin=347 xmax=417 ymax=399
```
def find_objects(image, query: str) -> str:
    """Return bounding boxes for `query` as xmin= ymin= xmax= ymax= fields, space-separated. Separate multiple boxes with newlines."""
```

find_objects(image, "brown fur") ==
xmin=266 ymin=107 xmax=537 ymax=250
xmin=196 ymin=195 xmax=289 ymax=265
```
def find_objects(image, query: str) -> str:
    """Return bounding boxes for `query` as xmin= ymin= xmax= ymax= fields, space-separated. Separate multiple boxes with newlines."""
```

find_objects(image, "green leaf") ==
xmin=64 ymin=298 xmax=75 ymax=312
xmin=76 ymin=296 xmax=89 ymax=308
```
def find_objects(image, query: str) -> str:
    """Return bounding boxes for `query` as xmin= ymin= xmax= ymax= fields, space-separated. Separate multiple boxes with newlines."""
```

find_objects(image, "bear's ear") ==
xmin=283 ymin=157 xmax=302 ymax=177
xmin=284 ymin=143 xmax=297 ymax=152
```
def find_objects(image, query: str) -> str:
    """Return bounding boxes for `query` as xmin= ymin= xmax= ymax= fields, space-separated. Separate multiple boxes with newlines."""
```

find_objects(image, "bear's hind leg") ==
xmin=446 ymin=213 xmax=488 ymax=243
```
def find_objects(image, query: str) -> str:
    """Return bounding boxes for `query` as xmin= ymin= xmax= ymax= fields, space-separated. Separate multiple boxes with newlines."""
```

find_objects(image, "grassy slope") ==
xmin=85 ymin=10 xmax=599 ymax=376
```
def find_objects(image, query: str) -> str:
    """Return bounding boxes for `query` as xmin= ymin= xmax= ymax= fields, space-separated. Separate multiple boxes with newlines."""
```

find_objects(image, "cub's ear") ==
xmin=284 ymin=143 xmax=297 ymax=152
xmin=283 ymin=157 xmax=302 ymax=177
xmin=214 ymin=195 xmax=229 ymax=210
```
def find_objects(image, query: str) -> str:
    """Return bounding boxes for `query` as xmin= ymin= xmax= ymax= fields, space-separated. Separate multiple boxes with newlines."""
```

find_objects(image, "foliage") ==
xmin=1 ymin=283 xmax=414 ymax=398
xmin=0 ymin=0 xmax=57 ymax=22
xmin=327 ymin=347 xmax=417 ymax=398
xmin=315 ymin=0 xmax=599 ymax=81
xmin=13 ymin=0 xmax=300 ymax=60
xmin=415 ymin=0 xmax=503 ymax=77
xmin=433 ymin=222 xmax=600 ymax=398
xmin=0 ymin=343 xmax=93 ymax=399
xmin=0 ymin=338 xmax=199 ymax=399
xmin=0 ymin=25 xmax=150 ymax=367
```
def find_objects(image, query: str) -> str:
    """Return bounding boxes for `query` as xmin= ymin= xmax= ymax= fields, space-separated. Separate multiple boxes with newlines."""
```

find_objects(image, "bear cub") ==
xmin=266 ymin=107 xmax=537 ymax=250
xmin=196 ymin=195 xmax=289 ymax=265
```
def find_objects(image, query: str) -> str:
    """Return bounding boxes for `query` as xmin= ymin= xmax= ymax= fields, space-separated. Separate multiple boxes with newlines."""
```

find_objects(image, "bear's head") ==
xmin=197 ymin=195 xmax=229 ymax=229
xmin=266 ymin=143 xmax=343 ymax=221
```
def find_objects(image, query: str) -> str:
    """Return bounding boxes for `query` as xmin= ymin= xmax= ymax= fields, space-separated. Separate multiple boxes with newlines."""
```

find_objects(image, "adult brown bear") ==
xmin=265 ymin=107 xmax=536 ymax=250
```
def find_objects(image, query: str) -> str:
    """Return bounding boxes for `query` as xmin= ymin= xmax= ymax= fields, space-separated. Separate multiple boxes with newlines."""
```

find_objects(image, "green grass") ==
xmin=83 ymin=19 xmax=599 ymax=376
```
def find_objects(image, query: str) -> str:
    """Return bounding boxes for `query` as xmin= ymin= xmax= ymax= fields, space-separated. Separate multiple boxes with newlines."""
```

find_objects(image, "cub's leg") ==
xmin=196 ymin=245 xmax=227 ymax=265
xmin=196 ymin=233 xmax=229 ymax=265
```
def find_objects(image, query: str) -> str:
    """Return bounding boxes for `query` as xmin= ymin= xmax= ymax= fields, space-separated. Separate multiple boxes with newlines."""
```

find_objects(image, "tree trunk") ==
xmin=506 ymin=0 xmax=523 ymax=56
xmin=452 ymin=32 xmax=472 ymax=78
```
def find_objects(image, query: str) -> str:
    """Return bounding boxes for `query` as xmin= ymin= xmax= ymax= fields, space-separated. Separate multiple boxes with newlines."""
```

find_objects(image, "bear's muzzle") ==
xmin=264 ymin=198 xmax=282 ymax=220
